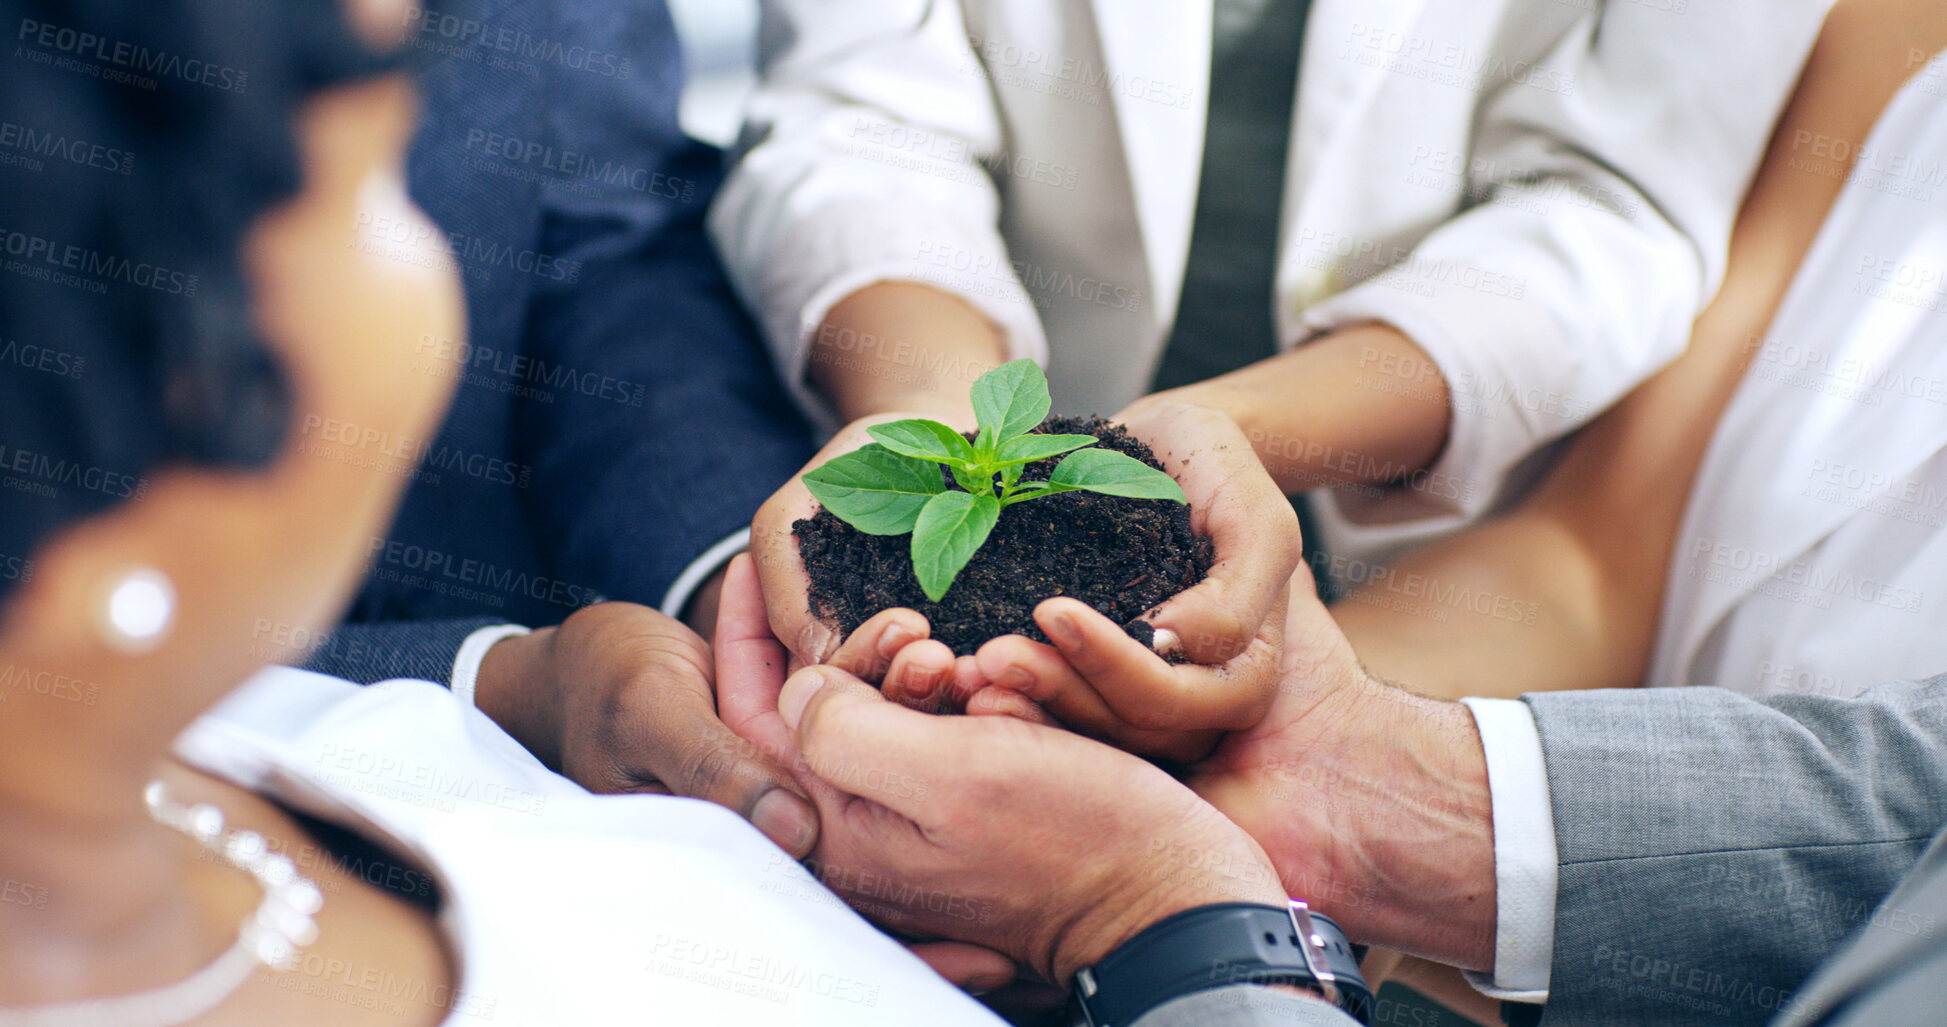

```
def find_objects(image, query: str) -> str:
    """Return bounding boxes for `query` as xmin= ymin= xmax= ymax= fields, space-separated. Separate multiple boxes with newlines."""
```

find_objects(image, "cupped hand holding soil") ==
xmin=757 ymin=394 xmax=1300 ymax=761
xmin=948 ymin=400 xmax=1302 ymax=760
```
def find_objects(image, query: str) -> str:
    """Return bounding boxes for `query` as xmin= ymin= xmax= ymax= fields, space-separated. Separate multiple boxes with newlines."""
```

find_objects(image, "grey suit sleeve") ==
xmin=1525 ymin=676 xmax=1947 ymax=1026
xmin=1128 ymin=985 xmax=1360 ymax=1026
xmin=298 ymin=618 xmax=509 ymax=687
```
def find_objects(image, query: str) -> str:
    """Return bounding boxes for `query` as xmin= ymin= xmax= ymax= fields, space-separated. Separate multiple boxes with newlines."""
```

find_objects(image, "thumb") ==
xmin=779 ymin=665 xmax=957 ymax=822
xmin=649 ymin=712 xmax=821 ymax=861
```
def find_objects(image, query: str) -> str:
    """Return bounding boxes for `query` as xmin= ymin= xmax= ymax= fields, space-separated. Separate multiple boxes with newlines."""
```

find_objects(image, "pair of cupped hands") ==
xmin=484 ymin=400 xmax=1380 ymax=998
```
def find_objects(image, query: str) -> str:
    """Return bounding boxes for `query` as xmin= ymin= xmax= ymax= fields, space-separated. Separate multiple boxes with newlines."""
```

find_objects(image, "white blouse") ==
xmin=1650 ymin=52 xmax=1947 ymax=697
xmin=174 ymin=666 xmax=1005 ymax=1026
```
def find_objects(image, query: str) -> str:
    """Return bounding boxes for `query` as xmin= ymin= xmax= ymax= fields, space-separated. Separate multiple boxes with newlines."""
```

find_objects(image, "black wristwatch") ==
xmin=1072 ymin=900 xmax=1372 ymax=1026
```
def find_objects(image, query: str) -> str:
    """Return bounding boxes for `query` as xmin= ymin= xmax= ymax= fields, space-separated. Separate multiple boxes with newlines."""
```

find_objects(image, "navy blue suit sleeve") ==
xmin=299 ymin=618 xmax=507 ymax=686
xmin=509 ymin=1 xmax=813 ymax=609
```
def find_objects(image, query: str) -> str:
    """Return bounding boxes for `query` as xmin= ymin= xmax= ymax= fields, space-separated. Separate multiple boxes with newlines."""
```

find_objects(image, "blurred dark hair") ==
xmin=0 ymin=1 xmax=410 ymax=607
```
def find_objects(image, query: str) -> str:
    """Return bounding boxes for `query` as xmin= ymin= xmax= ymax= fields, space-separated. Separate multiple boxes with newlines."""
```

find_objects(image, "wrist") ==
xmin=473 ymin=626 xmax=565 ymax=768
xmin=1052 ymin=814 xmax=1290 ymax=983
xmin=1071 ymin=902 xmax=1372 ymax=1025
xmin=810 ymin=282 xmax=1007 ymax=424
xmin=1319 ymin=674 xmax=1496 ymax=971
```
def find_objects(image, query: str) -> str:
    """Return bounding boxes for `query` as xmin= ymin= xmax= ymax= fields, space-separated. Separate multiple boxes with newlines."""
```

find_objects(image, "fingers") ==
xmin=971 ymin=635 xmax=1223 ymax=761
xmin=752 ymin=482 xmax=835 ymax=666
xmin=1115 ymin=401 xmax=1302 ymax=664
xmin=715 ymin=554 xmax=802 ymax=771
xmin=1032 ymin=597 xmax=1279 ymax=731
xmin=779 ymin=665 xmax=962 ymax=823
xmin=963 ymin=686 xmax=1059 ymax=727
xmin=973 ymin=633 xmax=1119 ymax=728
xmin=907 ymin=941 xmax=1018 ymax=995
xmin=825 ymin=606 xmax=932 ymax=683
xmin=644 ymin=704 xmax=820 ymax=859
xmin=755 ymin=419 xmax=914 ymax=667
xmin=880 ymin=639 xmax=957 ymax=711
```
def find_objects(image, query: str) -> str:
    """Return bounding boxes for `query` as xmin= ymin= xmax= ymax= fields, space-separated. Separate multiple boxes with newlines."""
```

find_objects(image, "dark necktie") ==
xmin=1150 ymin=0 xmax=1310 ymax=392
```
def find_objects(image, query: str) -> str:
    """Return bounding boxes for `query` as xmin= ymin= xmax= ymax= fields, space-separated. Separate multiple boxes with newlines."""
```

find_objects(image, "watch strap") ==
xmin=1074 ymin=901 xmax=1372 ymax=1026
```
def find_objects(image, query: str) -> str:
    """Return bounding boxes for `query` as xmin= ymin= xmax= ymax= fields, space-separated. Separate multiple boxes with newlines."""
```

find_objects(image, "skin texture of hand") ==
xmin=937 ymin=401 xmax=1300 ymax=761
xmin=715 ymin=555 xmax=1289 ymax=988
xmin=1187 ymin=567 xmax=1498 ymax=972
xmin=784 ymin=665 xmax=1290 ymax=985
xmin=750 ymin=413 xmax=982 ymax=703
xmin=473 ymin=599 xmax=819 ymax=858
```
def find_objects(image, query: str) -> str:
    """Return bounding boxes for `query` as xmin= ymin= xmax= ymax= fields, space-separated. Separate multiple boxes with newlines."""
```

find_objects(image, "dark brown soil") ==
xmin=794 ymin=416 xmax=1214 ymax=657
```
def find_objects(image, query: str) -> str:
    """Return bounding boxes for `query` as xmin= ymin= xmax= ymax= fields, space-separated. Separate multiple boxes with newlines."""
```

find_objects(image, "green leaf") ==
xmin=802 ymin=444 xmax=948 ymax=535
xmin=867 ymin=419 xmax=976 ymax=468
xmin=910 ymin=489 xmax=1001 ymax=602
xmin=950 ymin=463 xmax=991 ymax=495
xmin=1049 ymin=448 xmax=1187 ymax=502
xmin=993 ymin=433 xmax=1099 ymax=467
xmin=969 ymin=359 xmax=1052 ymax=446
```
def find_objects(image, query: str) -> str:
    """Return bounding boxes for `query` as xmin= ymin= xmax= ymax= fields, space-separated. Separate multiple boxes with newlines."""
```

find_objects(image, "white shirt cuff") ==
xmin=1459 ymin=697 xmax=1558 ymax=1004
xmin=658 ymin=529 xmax=751 ymax=619
xmin=450 ymin=624 xmax=533 ymax=709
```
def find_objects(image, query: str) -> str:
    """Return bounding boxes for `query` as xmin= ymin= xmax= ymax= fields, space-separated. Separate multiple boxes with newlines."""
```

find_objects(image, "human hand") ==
xmin=771 ymin=661 xmax=1290 ymax=985
xmin=1186 ymin=566 xmax=1498 ymax=970
xmin=473 ymin=598 xmax=819 ymax=858
xmin=750 ymin=414 xmax=980 ymax=699
xmin=940 ymin=400 xmax=1300 ymax=760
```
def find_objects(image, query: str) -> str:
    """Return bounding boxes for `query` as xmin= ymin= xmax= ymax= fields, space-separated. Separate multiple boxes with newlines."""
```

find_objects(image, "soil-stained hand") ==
xmin=751 ymin=413 xmax=968 ymax=694
xmin=959 ymin=400 xmax=1300 ymax=760
xmin=772 ymin=660 xmax=1290 ymax=986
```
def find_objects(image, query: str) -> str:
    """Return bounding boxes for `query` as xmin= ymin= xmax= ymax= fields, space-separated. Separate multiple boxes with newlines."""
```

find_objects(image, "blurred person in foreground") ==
xmin=0 ymin=1 xmax=1361 ymax=1024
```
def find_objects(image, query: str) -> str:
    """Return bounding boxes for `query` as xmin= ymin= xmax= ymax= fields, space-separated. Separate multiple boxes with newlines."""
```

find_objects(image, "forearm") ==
xmin=1334 ymin=6 xmax=1923 ymax=703
xmin=1149 ymin=323 xmax=1451 ymax=495
xmin=1328 ymin=681 xmax=1497 ymax=969
xmin=472 ymin=625 xmax=566 ymax=769
xmin=808 ymin=282 xmax=1010 ymax=425
xmin=1332 ymin=509 xmax=1634 ymax=699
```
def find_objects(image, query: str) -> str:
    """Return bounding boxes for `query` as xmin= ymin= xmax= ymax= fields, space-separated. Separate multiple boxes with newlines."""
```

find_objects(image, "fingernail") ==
xmin=1150 ymin=627 xmax=1181 ymax=655
xmin=751 ymin=788 xmax=817 ymax=858
xmin=877 ymin=622 xmax=915 ymax=661
xmin=779 ymin=667 xmax=829 ymax=730
xmin=965 ymin=973 xmax=1009 ymax=996
xmin=998 ymin=665 xmax=1033 ymax=691
xmin=1045 ymin=612 xmax=1081 ymax=650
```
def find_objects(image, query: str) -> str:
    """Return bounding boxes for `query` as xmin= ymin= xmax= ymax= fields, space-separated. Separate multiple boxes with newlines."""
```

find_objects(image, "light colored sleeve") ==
xmin=1459 ymin=697 xmax=1558 ymax=1003
xmin=708 ymin=0 xmax=1047 ymax=430
xmin=658 ymin=528 xmax=751 ymax=619
xmin=450 ymin=624 xmax=533 ymax=709
xmin=1301 ymin=0 xmax=1832 ymax=531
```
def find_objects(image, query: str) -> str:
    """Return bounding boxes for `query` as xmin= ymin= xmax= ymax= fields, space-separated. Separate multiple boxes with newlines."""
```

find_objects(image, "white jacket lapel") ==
xmin=1277 ymin=0 xmax=1432 ymax=336
xmin=1089 ymin=0 xmax=1210 ymax=328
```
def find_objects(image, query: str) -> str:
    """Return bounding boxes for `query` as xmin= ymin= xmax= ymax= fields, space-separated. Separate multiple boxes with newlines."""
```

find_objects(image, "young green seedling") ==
xmin=802 ymin=359 xmax=1186 ymax=602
